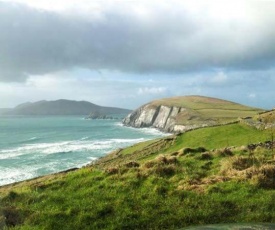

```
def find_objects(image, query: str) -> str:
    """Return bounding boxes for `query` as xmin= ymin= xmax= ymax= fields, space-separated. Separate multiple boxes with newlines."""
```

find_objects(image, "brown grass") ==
xmin=214 ymin=148 xmax=233 ymax=157
xmin=105 ymin=167 xmax=119 ymax=175
xmin=124 ymin=161 xmax=140 ymax=168
xmin=251 ymin=164 xmax=275 ymax=188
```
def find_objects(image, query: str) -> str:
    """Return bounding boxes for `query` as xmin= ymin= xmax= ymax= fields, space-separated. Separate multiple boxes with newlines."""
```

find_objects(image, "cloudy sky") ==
xmin=0 ymin=0 xmax=275 ymax=109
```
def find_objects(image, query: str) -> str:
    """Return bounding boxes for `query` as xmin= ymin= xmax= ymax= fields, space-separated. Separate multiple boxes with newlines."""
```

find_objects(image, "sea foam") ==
xmin=0 ymin=117 xmax=165 ymax=186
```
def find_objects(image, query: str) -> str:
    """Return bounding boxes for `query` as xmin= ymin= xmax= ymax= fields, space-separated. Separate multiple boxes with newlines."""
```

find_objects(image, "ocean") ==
xmin=0 ymin=115 xmax=168 ymax=186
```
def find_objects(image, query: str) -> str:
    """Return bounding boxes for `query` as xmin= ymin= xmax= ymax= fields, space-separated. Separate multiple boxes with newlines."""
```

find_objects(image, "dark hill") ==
xmin=4 ymin=99 xmax=131 ymax=115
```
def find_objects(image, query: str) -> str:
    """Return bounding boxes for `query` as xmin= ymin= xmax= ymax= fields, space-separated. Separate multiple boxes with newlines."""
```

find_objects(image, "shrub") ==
xmin=97 ymin=205 xmax=114 ymax=218
xmin=143 ymin=160 xmax=157 ymax=169
xmin=154 ymin=185 xmax=168 ymax=196
xmin=6 ymin=191 xmax=18 ymax=201
xmin=166 ymin=156 xmax=178 ymax=164
xmin=254 ymin=165 xmax=275 ymax=189
xmin=170 ymin=151 xmax=179 ymax=156
xmin=154 ymin=165 xmax=176 ymax=177
xmin=214 ymin=148 xmax=233 ymax=157
xmin=182 ymin=147 xmax=196 ymax=154
xmin=0 ymin=216 xmax=5 ymax=229
xmin=182 ymin=147 xmax=207 ymax=155
xmin=155 ymin=155 xmax=168 ymax=164
xmin=124 ymin=161 xmax=140 ymax=168
xmin=231 ymin=156 xmax=255 ymax=170
xmin=200 ymin=152 xmax=212 ymax=160
xmin=2 ymin=206 xmax=22 ymax=227
xmin=105 ymin=167 xmax=119 ymax=175
xmin=196 ymin=147 xmax=207 ymax=152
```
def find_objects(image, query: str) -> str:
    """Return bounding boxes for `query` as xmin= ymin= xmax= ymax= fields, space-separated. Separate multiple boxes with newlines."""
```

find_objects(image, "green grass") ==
xmin=147 ymin=95 xmax=263 ymax=127
xmin=176 ymin=123 xmax=268 ymax=150
xmin=151 ymin=95 xmax=261 ymax=111
xmin=1 ymin=123 xmax=275 ymax=230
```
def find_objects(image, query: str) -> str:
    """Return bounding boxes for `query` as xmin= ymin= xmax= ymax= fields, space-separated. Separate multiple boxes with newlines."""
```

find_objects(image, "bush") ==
xmin=0 ymin=215 xmax=6 ymax=229
xmin=231 ymin=156 xmax=255 ymax=170
xmin=154 ymin=165 xmax=176 ymax=177
xmin=214 ymin=148 xmax=233 ymax=157
xmin=155 ymin=155 xmax=168 ymax=164
xmin=200 ymin=152 xmax=212 ymax=160
xmin=2 ymin=206 xmax=22 ymax=227
xmin=105 ymin=167 xmax=119 ymax=175
xmin=253 ymin=165 xmax=275 ymax=189
xmin=143 ymin=160 xmax=157 ymax=169
xmin=124 ymin=161 xmax=140 ymax=168
xmin=166 ymin=156 xmax=178 ymax=164
xmin=154 ymin=185 xmax=168 ymax=196
xmin=170 ymin=151 xmax=179 ymax=156
xmin=182 ymin=147 xmax=207 ymax=155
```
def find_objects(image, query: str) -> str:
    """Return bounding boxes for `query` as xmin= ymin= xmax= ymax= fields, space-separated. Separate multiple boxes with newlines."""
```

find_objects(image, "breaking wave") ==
xmin=0 ymin=138 xmax=146 ymax=160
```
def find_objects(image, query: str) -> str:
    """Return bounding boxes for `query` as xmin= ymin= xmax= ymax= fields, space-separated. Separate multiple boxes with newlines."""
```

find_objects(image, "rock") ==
xmin=122 ymin=104 xmax=194 ymax=132
xmin=85 ymin=111 xmax=117 ymax=120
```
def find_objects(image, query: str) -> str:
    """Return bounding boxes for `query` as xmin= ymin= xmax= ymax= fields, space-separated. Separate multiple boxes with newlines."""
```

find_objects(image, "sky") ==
xmin=0 ymin=0 xmax=275 ymax=110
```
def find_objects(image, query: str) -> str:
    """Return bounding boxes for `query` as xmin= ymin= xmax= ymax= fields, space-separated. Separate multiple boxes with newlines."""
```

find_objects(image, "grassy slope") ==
xmin=1 ymin=123 xmax=275 ymax=229
xmin=149 ymin=95 xmax=263 ymax=125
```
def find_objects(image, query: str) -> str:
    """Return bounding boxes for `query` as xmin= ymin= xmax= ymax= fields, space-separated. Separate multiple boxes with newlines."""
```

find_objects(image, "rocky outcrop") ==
xmin=122 ymin=95 xmax=263 ymax=133
xmin=85 ymin=112 xmax=119 ymax=120
xmin=122 ymin=104 xmax=202 ymax=133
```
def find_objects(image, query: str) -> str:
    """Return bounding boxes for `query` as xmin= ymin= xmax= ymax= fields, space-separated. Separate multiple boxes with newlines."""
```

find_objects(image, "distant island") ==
xmin=0 ymin=99 xmax=131 ymax=116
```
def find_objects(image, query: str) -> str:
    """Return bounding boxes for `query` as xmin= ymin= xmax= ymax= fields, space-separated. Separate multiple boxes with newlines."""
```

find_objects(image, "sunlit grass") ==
xmin=1 ymin=122 xmax=275 ymax=229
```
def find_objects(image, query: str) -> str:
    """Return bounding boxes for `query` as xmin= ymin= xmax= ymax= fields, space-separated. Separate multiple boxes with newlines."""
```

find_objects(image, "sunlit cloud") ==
xmin=138 ymin=87 xmax=167 ymax=95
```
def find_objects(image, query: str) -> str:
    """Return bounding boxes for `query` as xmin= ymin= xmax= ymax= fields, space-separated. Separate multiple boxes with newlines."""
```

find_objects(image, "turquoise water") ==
xmin=0 ymin=116 xmax=167 ymax=186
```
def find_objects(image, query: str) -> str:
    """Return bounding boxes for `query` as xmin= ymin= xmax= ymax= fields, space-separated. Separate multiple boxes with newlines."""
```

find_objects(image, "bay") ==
xmin=0 ymin=115 xmax=167 ymax=186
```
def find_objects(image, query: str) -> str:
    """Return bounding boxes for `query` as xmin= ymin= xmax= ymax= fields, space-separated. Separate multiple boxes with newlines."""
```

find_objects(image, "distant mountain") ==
xmin=123 ymin=95 xmax=263 ymax=132
xmin=3 ymin=99 xmax=131 ymax=116
xmin=0 ymin=108 xmax=12 ymax=114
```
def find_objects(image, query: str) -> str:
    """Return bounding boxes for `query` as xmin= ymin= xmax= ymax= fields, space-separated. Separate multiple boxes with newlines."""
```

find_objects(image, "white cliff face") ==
xmin=122 ymin=104 xmax=159 ymax=128
xmin=153 ymin=106 xmax=172 ymax=129
xmin=165 ymin=107 xmax=180 ymax=131
xmin=122 ymin=104 xmax=209 ymax=133
xmin=133 ymin=105 xmax=159 ymax=127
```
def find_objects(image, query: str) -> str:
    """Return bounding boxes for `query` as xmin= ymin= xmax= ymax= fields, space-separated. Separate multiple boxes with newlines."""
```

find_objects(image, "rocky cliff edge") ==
xmin=122 ymin=95 xmax=263 ymax=133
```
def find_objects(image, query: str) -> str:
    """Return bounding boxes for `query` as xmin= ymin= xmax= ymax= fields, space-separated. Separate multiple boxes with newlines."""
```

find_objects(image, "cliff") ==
xmin=123 ymin=95 xmax=263 ymax=133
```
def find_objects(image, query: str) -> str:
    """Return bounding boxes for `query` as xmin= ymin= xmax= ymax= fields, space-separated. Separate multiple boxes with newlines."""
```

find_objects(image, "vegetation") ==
xmin=257 ymin=110 xmax=275 ymax=152
xmin=151 ymin=95 xmax=261 ymax=111
xmin=149 ymin=95 xmax=263 ymax=125
xmin=1 ymin=122 xmax=275 ymax=229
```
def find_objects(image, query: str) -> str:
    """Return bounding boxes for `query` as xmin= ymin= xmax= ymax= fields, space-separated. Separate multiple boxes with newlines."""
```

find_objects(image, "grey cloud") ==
xmin=1 ymin=1 xmax=275 ymax=82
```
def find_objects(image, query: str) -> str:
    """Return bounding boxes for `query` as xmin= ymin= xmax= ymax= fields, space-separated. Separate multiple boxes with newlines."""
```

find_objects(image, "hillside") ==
xmin=1 ymin=122 xmax=275 ymax=229
xmin=3 ymin=99 xmax=131 ymax=116
xmin=123 ymin=95 xmax=263 ymax=132
xmin=0 ymin=108 xmax=11 ymax=114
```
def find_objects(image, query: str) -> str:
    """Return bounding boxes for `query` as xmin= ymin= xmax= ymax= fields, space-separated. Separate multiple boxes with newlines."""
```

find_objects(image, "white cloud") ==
xmin=248 ymin=93 xmax=256 ymax=99
xmin=209 ymin=71 xmax=228 ymax=85
xmin=138 ymin=87 xmax=167 ymax=95
xmin=0 ymin=0 xmax=98 ymax=12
